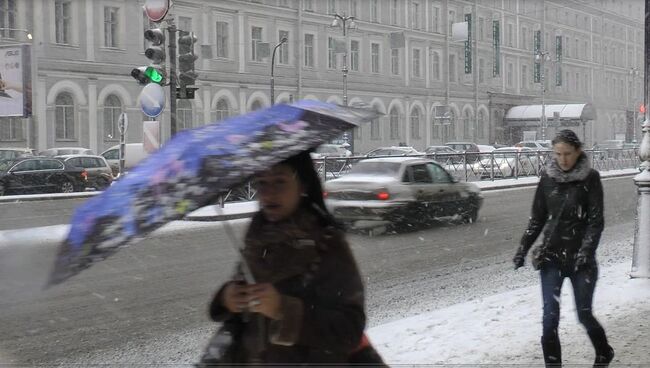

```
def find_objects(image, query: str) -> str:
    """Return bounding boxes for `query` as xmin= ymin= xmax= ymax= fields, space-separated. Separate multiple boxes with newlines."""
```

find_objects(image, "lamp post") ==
xmin=270 ymin=37 xmax=288 ymax=105
xmin=629 ymin=67 xmax=641 ymax=143
xmin=330 ymin=13 xmax=356 ymax=151
xmin=535 ymin=50 xmax=552 ymax=142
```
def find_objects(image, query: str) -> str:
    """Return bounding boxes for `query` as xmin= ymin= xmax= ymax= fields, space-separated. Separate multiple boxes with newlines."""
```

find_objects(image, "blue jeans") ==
xmin=540 ymin=261 xmax=604 ymax=338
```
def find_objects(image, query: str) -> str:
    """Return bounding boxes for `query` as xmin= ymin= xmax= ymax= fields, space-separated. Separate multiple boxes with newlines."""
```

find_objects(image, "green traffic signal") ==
xmin=144 ymin=66 xmax=164 ymax=84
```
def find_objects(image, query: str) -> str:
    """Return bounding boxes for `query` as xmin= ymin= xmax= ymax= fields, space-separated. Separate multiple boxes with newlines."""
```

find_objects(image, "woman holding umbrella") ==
xmin=202 ymin=151 xmax=385 ymax=366
xmin=513 ymin=130 xmax=614 ymax=367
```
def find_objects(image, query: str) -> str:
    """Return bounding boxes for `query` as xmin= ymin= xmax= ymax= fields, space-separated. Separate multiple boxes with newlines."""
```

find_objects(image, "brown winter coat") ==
xmin=209 ymin=206 xmax=366 ymax=364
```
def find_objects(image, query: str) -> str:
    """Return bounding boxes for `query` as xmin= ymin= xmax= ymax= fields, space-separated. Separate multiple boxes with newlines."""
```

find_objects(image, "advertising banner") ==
xmin=0 ymin=44 xmax=31 ymax=117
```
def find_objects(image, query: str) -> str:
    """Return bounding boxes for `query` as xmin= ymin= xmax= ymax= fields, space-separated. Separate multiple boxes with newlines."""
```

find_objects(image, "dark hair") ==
xmin=552 ymin=129 xmax=582 ymax=149
xmin=279 ymin=151 xmax=339 ymax=227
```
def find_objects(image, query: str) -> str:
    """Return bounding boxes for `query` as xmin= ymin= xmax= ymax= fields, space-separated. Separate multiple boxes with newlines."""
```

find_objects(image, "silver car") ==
xmin=324 ymin=157 xmax=483 ymax=227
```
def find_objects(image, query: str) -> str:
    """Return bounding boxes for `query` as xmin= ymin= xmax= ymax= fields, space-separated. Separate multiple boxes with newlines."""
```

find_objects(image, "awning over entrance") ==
xmin=504 ymin=103 xmax=596 ymax=128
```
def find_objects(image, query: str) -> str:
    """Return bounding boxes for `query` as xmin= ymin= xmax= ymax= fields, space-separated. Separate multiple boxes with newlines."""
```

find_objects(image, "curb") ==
xmin=0 ymin=191 xmax=98 ymax=203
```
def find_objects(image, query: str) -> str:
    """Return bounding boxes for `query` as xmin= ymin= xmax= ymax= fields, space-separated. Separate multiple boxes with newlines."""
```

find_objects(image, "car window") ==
xmin=0 ymin=150 xmax=19 ymax=160
xmin=81 ymin=157 xmax=97 ymax=168
xmin=67 ymin=158 xmax=82 ymax=167
xmin=94 ymin=158 xmax=107 ymax=168
xmin=349 ymin=161 xmax=401 ymax=176
xmin=427 ymin=163 xmax=452 ymax=183
xmin=12 ymin=160 xmax=38 ymax=171
xmin=368 ymin=149 xmax=391 ymax=156
xmin=39 ymin=159 xmax=64 ymax=170
xmin=102 ymin=149 xmax=119 ymax=160
xmin=410 ymin=164 xmax=432 ymax=183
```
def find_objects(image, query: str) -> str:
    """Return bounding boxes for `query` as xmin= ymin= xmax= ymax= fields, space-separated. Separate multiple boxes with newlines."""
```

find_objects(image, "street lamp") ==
xmin=270 ymin=37 xmax=288 ymax=105
xmin=535 ymin=50 xmax=552 ymax=141
xmin=629 ymin=67 xmax=641 ymax=143
xmin=330 ymin=13 xmax=356 ymax=150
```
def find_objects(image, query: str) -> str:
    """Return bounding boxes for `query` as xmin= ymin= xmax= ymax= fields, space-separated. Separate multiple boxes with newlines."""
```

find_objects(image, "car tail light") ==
xmin=376 ymin=191 xmax=390 ymax=200
xmin=322 ymin=191 xmax=328 ymax=199
xmin=81 ymin=170 xmax=88 ymax=181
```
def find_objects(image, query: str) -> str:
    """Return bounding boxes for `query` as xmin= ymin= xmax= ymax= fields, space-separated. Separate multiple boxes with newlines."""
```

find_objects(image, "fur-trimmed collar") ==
xmin=546 ymin=153 xmax=591 ymax=183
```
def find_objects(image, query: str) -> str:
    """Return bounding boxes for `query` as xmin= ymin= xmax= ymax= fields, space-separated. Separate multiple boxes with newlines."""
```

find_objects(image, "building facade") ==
xmin=0 ymin=0 xmax=644 ymax=154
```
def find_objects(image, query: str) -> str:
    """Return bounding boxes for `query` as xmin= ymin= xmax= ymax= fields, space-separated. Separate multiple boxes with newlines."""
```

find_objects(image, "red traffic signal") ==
xmin=143 ymin=0 xmax=170 ymax=22
xmin=640 ymin=104 xmax=646 ymax=114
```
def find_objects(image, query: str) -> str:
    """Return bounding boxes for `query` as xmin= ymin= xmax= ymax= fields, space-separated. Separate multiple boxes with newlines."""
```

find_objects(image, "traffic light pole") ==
xmin=167 ymin=21 xmax=178 ymax=137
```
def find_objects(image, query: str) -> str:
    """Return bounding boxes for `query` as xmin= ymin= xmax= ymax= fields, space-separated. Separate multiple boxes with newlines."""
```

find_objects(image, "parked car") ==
xmin=473 ymin=147 xmax=539 ymax=178
xmin=0 ymin=148 xmax=36 ymax=160
xmin=56 ymin=154 xmax=114 ymax=190
xmin=424 ymin=145 xmax=463 ymax=164
xmin=444 ymin=142 xmax=480 ymax=162
xmin=515 ymin=140 xmax=551 ymax=150
xmin=310 ymin=144 xmax=352 ymax=173
xmin=364 ymin=146 xmax=424 ymax=157
xmin=101 ymin=143 xmax=149 ymax=176
xmin=324 ymin=157 xmax=483 ymax=228
xmin=0 ymin=157 xmax=87 ymax=196
xmin=39 ymin=147 xmax=95 ymax=157
xmin=477 ymin=145 xmax=496 ymax=152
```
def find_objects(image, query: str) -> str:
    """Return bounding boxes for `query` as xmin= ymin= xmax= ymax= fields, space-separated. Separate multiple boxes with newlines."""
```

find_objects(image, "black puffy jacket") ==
xmin=518 ymin=153 xmax=604 ymax=269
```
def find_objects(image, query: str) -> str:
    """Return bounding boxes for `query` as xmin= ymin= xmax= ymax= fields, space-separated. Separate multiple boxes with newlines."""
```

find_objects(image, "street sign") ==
xmin=143 ymin=0 xmax=170 ymax=22
xmin=117 ymin=112 xmax=128 ymax=134
xmin=143 ymin=120 xmax=160 ymax=154
xmin=139 ymin=83 xmax=165 ymax=118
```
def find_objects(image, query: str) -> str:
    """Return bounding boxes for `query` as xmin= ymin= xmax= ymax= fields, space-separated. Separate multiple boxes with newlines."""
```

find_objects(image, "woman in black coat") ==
xmin=513 ymin=130 xmax=614 ymax=367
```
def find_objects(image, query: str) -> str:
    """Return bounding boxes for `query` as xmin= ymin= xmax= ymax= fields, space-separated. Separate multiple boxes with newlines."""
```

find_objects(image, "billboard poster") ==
xmin=0 ymin=44 xmax=32 ymax=117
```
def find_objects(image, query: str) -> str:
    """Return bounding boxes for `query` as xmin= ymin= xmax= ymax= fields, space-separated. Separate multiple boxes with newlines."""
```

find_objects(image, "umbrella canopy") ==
xmin=48 ymin=100 xmax=378 ymax=286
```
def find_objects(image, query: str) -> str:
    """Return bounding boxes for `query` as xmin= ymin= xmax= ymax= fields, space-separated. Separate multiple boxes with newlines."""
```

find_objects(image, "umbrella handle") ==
xmin=214 ymin=204 xmax=256 ymax=284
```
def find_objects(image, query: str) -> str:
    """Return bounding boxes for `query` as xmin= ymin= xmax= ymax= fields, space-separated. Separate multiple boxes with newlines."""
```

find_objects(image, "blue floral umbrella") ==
xmin=48 ymin=100 xmax=378 ymax=286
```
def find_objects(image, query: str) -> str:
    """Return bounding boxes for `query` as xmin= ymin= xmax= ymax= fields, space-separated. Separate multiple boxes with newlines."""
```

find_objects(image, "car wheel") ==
xmin=95 ymin=177 xmax=110 ymax=190
xmin=462 ymin=200 xmax=479 ymax=224
xmin=59 ymin=179 xmax=75 ymax=193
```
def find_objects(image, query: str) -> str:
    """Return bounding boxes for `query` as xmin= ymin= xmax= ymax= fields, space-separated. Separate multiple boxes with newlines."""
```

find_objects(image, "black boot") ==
xmin=588 ymin=328 xmax=614 ymax=367
xmin=541 ymin=335 xmax=562 ymax=367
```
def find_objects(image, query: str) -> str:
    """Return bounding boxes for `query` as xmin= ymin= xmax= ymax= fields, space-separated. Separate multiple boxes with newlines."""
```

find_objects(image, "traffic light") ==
xmin=132 ymin=28 xmax=166 ymax=85
xmin=177 ymin=30 xmax=198 ymax=89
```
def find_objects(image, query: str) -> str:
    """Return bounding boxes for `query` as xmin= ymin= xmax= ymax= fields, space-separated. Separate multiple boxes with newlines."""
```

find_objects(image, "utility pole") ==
xmin=167 ymin=20 xmax=177 ymax=137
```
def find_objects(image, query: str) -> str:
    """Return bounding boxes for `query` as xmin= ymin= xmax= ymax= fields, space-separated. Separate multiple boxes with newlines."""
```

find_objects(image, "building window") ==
xmin=216 ymin=21 xmax=229 ymax=58
xmin=431 ymin=6 xmax=440 ymax=33
xmin=479 ymin=58 xmax=485 ymax=83
xmin=389 ymin=108 xmax=400 ymax=139
xmin=449 ymin=54 xmax=457 ymax=82
xmin=54 ymin=0 xmax=71 ymax=44
xmin=250 ymin=100 xmax=263 ymax=111
xmin=304 ymin=34 xmax=314 ymax=68
xmin=213 ymin=98 xmax=230 ymax=122
xmin=278 ymin=0 xmax=289 ymax=7
xmin=278 ymin=30 xmax=289 ymax=64
xmin=521 ymin=27 xmax=528 ymax=50
xmin=328 ymin=37 xmax=337 ymax=69
xmin=432 ymin=52 xmax=440 ymax=80
xmin=370 ymin=0 xmax=379 ymax=22
xmin=432 ymin=115 xmax=439 ymax=139
xmin=521 ymin=65 xmax=528 ymax=90
xmin=350 ymin=40 xmax=359 ymax=71
xmin=410 ymin=108 xmax=421 ymax=139
xmin=104 ymin=6 xmax=119 ymax=48
xmin=251 ymin=26 xmax=263 ymax=61
xmin=371 ymin=115 xmax=381 ymax=139
xmin=448 ymin=10 xmax=456 ymax=34
xmin=178 ymin=16 xmax=192 ymax=33
xmin=463 ymin=110 xmax=472 ymax=139
xmin=103 ymin=95 xmax=122 ymax=140
xmin=371 ymin=42 xmax=380 ymax=73
xmin=477 ymin=110 xmax=486 ymax=139
xmin=390 ymin=0 xmax=398 ymax=26
xmin=479 ymin=17 xmax=485 ymax=41
xmin=350 ymin=0 xmax=358 ymax=17
xmin=507 ymin=62 xmax=514 ymax=87
xmin=177 ymin=99 xmax=193 ymax=131
xmin=55 ymin=93 xmax=75 ymax=140
xmin=0 ymin=0 xmax=16 ymax=39
xmin=303 ymin=0 xmax=313 ymax=11
xmin=507 ymin=23 xmax=513 ymax=47
xmin=391 ymin=48 xmax=399 ymax=75
xmin=412 ymin=1 xmax=420 ymax=30
xmin=412 ymin=48 xmax=421 ymax=78
xmin=443 ymin=110 xmax=456 ymax=142
xmin=0 ymin=117 xmax=23 ymax=141
xmin=328 ymin=0 xmax=336 ymax=14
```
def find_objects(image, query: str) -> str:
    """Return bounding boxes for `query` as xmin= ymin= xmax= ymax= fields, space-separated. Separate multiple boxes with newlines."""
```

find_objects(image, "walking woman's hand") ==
xmin=221 ymin=282 xmax=250 ymax=313
xmin=245 ymin=283 xmax=282 ymax=320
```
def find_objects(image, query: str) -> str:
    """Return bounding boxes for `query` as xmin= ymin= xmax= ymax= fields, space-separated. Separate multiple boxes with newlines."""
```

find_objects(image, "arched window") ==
xmin=410 ymin=107 xmax=421 ymax=139
xmin=55 ymin=92 xmax=75 ymax=140
xmin=443 ymin=110 xmax=456 ymax=142
xmin=463 ymin=109 xmax=473 ymax=139
xmin=103 ymin=94 xmax=122 ymax=140
xmin=177 ymin=99 xmax=193 ymax=131
xmin=370 ymin=106 xmax=381 ymax=140
xmin=250 ymin=100 xmax=263 ymax=111
xmin=213 ymin=98 xmax=230 ymax=122
xmin=389 ymin=108 xmax=400 ymax=140
xmin=477 ymin=110 xmax=486 ymax=139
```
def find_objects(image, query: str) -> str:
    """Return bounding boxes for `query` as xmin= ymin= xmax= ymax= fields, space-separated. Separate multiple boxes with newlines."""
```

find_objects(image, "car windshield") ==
xmin=349 ymin=161 xmax=401 ymax=176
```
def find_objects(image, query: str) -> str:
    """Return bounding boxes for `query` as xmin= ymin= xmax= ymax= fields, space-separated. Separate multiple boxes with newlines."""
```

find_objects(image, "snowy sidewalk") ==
xmin=368 ymin=260 xmax=650 ymax=366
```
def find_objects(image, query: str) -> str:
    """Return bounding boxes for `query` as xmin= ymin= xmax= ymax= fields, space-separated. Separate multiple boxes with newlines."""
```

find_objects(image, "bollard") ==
xmin=631 ymin=118 xmax=650 ymax=278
